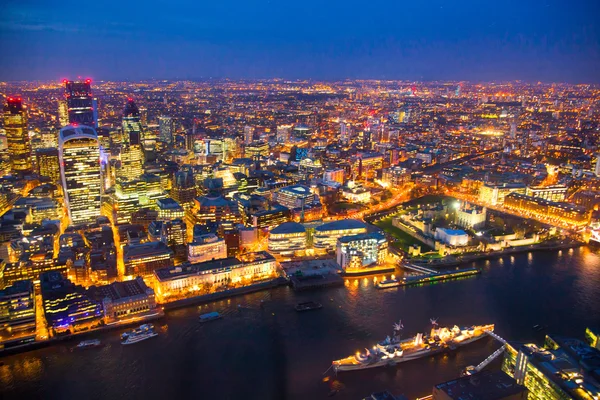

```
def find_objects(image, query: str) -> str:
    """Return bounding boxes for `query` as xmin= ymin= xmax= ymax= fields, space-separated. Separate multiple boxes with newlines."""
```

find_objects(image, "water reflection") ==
xmin=2 ymin=250 xmax=600 ymax=400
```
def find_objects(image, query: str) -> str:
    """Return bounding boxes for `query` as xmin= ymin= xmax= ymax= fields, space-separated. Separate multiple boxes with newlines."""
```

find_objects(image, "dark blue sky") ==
xmin=1 ymin=0 xmax=599 ymax=82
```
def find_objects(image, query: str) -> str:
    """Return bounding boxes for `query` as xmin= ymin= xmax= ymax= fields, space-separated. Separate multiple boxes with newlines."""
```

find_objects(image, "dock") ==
xmin=377 ymin=267 xmax=480 ymax=289
xmin=289 ymin=273 xmax=344 ymax=291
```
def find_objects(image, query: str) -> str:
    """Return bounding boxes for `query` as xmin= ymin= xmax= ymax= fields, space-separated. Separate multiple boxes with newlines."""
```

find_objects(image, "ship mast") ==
xmin=393 ymin=320 xmax=404 ymax=341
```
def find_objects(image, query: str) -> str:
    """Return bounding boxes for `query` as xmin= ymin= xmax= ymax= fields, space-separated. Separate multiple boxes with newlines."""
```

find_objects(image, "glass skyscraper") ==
xmin=59 ymin=125 xmax=101 ymax=225
xmin=158 ymin=116 xmax=174 ymax=144
xmin=3 ymin=97 xmax=32 ymax=173
xmin=64 ymin=80 xmax=96 ymax=128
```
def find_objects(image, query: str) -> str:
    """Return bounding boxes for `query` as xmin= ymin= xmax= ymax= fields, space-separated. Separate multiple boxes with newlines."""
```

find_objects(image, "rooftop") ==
xmin=271 ymin=221 xmax=306 ymax=235
xmin=434 ymin=371 xmax=526 ymax=400
xmin=316 ymin=219 xmax=366 ymax=232
xmin=123 ymin=241 xmax=173 ymax=260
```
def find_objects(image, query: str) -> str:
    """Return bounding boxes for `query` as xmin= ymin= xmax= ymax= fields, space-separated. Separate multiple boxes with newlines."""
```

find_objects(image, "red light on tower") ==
xmin=72 ymin=122 xmax=79 ymax=127
xmin=7 ymin=97 xmax=13 ymax=101
xmin=63 ymin=79 xmax=68 ymax=84
xmin=85 ymin=79 xmax=92 ymax=84
xmin=128 ymin=97 xmax=133 ymax=102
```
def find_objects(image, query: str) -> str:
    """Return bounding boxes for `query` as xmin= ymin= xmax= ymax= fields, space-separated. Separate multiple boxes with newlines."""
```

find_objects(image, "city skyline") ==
xmin=1 ymin=1 xmax=599 ymax=83
xmin=1 ymin=5 xmax=600 ymax=397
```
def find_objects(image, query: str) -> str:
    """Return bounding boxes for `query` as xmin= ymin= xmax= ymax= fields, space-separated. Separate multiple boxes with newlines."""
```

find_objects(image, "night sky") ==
xmin=1 ymin=0 xmax=599 ymax=82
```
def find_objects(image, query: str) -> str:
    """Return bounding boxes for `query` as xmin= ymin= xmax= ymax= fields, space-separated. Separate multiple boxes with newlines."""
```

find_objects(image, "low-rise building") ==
xmin=479 ymin=183 xmax=526 ymax=206
xmin=336 ymin=232 xmax=388 ymax=270
xmin=40 ymin=271 xmax=103 ymax=334
xmin=123 ymin=241 xmax=174 ymax=277
xmin=455 ymin=202 xmax=486 ymax=230
xmin=187 ymin=234 xmax=227 ymax=264
xmin=504 ymin=193 xmax=591 ymax=227
xmin=268 ymin=222 xmax=307 ymax=256
xmin=313 ymin=219 xmax=367 ymax=252
xmin=433 ymin=371 xmax=527 ymax=400
xmin=88 ymin=277 xmax=159 ymax=323
xmin=0 ymin=280 xmax=36 ymax=345
xmin=434 ymin=228 xmax=469 ymax=247
xmin=526 ymin=185 xmax=568 ymax=202
xmin=341 ymin=181 xmax=371 ymax=203
xmin=153 ymin=251 xmax=277 ymax=301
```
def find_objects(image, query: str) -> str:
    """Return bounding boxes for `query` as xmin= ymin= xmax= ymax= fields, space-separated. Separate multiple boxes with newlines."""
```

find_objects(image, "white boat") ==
xmin=121 ymin=324 xmax=158 ymax=345
xmin=332 ymin=320 xmax=494 ymax=372
xmin=199 ymin=312 xmax=222 ymax=323
xmin=376 ymin=279 xmax=401 ymax=289
xmin=73 ymin=339 xmax=101 ymax=350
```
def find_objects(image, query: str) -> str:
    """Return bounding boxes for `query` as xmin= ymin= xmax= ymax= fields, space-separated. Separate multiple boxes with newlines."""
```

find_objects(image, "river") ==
xmin=1 ymin=246 xmax=599 ymax=399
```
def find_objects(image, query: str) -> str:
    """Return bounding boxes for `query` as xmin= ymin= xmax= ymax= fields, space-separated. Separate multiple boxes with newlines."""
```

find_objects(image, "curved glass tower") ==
xmin=59 ymin=125 xmax=101 ymax=225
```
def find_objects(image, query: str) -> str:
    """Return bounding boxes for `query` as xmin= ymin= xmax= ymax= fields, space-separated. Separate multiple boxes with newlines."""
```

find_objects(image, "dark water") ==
xmin=2 ymin=246 xmax=600 ymax=400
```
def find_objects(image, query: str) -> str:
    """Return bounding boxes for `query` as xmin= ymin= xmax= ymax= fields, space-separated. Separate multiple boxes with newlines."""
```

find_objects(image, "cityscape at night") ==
xmin=1 ymin=1 xmax=600 ymax=400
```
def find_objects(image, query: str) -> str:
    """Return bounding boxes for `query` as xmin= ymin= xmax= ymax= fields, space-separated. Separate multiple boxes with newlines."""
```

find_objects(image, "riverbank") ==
xmin=0 ymin=278 xmax=289 ymax=358
xmin=0 ymin=309 xmax=165 ymax=357
xmin=411 ymin=241 xmax=584 ymax=269
xmin=162 ymin=277 xmax=288 ymax=310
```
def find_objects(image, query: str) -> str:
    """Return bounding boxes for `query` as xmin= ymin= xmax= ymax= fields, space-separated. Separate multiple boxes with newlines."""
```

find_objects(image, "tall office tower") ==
xmin=58 ymin=100 xmax=69 ymax=127
xmin=118 ymin=145 xmax=143 ymax=182
xmin=510 ymin=121 xmax=517 ymax=139
xmin=158 ymin=116 xmax=174 ymax=144
xmin=122 ymin=98 xmax=143 ymax=146
xmin=138 ymin=106 xmax=148 ymax=126
xmin=36 ymin=148 xmax=61 ymax=183
xmin=340 ymin=122 xmax=348 ymax=142
xmin=243 ymin=125 xmax=254 ymax=144
xmin=64 ymin=79 xmax=96 ymax=128
xmin=3 ymin=97 xmax=32 ymax=173
xmin=276 ymin=124 xmax=292 ymax=143
xmin=118 ymin=98 xmax=144 ymax=181
xmin=595 ymin=154 xmax=600 ymax=178
xmin=59 ymin=125 xmax=101 ymax=226
xmin=455 ymin=83 xmax=461 ymax=97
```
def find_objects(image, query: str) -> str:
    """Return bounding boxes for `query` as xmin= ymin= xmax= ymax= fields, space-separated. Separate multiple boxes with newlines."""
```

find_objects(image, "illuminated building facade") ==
xmin=118 ymin=99 xmax=144 ymax=181
xmin=351 ymin=152 xmax=383 ymax=180
xmin=273 ymin=185 xmax=319 ymax=209
xmin=4 ymin=97 xmax=32 ymax=173
xmin=170 ymin=169 xmax=196 ymax=206
xmin=503 ymin=344 xmax=580 ymax=399
xmin=36 ymin=148 xmax=61 ymax=183
xmin=187 ymin=234 xmax=227 ymax=264
xmin=251 ymin=205 xmax=291 ymax=230
xmin=158 ymin=116 xmax=174 ymax=144
xmin=276 ymin=124 xmax=292 ymax=143
xmin=64 ymin=79 xmax=96 ymax=128
xmin=455 ymin=203 xmax=487 ymax=230
xmin=336 ymin=232 xmax=388 ymax=270
xmin=525 ymin=185 xmax=568 ymax=202
xmin=313 ymin=219 xmax=367 ymax=252
xmin=504 ymin=193 xmax=591 ymax=227
xmin=245 ymin=141 xmax=269 ymax=158
xmin=382 ymin=166 xmax=411 ymax=187
xmin=193 ymin=193 xmax=241 ymax=224
xmin=341 ymin=181 xmax=371 ymax=203
xmin=59 ymin=125 xmax=101 ymax=226
xmin=123 ymin=241 xmax=174 ymax=277
xmin=157 ymin=198 xmax=185 ymax=220
xmin=0 ymin=280 xmax=36 ymax=344
xmin=122 ymin=98 xmax=143 ymax=146
xmin=87 ymin=277 xmax=158 ymax=323
xmin=268 ymin=222 xmax=307 ymax=256
xmin=323 ymin=168 xmax=344 ymax=184
xmin=40 ymin=271 xmax=103 ymax=334
xmin=479 ymin=183 xmax=527 ymax=206
xmin=153 ymin=251 xmax=277 ymax=301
